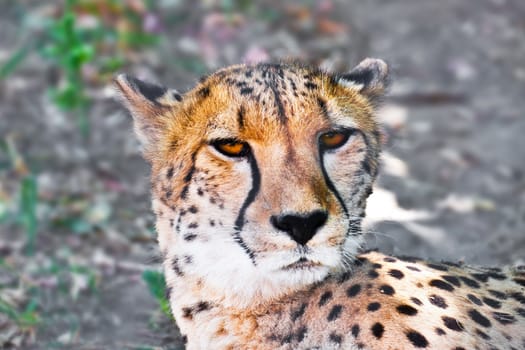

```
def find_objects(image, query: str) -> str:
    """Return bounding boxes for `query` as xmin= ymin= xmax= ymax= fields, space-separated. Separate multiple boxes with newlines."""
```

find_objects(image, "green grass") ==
xmin=142 ymin=270 xmax=172 ymax=319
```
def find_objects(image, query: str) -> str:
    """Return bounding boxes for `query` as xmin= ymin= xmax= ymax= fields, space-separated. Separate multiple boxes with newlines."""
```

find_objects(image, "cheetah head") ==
xmin=115 ymin=58 xmax=389 ymax=308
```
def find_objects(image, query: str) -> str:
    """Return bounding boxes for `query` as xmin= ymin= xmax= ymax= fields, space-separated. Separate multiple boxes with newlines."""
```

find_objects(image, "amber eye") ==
xmin=212 ymin=139 xmax=250 ymax=157
xmin=319 ymin=130 xmax=352 ymax=150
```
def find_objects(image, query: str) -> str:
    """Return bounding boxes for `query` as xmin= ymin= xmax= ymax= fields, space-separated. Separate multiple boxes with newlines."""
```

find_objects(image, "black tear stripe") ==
xmin=318 ymin=137 xmax=355 ymax=220
xmin=233 ymin=153 xmax=260 ymax=265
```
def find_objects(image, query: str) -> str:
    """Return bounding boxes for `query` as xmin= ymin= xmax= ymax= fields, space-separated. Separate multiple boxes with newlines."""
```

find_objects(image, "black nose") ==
xmin=270 ymin=210 xmax=328 ymax=246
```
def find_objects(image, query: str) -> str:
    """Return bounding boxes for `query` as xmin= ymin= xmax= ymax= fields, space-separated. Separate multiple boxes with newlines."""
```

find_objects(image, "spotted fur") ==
xmin=115 ymin=58 xmax=525 ymax=349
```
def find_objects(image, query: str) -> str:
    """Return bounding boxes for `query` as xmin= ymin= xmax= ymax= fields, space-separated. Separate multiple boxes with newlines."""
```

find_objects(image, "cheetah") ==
xmin=115 ymin=58 xmax=525 ymax=349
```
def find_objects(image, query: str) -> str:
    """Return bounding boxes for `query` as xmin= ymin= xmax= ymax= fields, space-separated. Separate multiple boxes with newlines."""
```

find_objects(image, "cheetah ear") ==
xmin=114 ymin=75 xmax=183 ymax=155
xmin=338 ymin=58 xmax=390 ymax=101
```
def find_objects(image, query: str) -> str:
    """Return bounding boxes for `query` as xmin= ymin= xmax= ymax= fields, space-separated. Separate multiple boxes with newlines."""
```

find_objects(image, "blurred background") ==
xmin=0 ymin=0 xmax=524 ymax=348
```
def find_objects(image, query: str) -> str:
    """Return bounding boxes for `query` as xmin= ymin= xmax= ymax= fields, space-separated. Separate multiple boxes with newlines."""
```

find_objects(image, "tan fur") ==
xmin=115 ymin=59 xmax=525 ymax=349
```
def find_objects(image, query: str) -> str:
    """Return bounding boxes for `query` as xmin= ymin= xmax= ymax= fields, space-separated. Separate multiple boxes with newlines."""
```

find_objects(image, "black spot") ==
xmin=165 ymin=286 xmax=172 ymax=300
xmin=237 ymin=105 xmax=245 ymax=129
xmin=189 ymin=206 xmax=198 ymax=214
xmin=442 ymin=316 xmax=463 ymax=331
xmin=182 ymin=162 xmax=196 ymax=186
xmin=196 ymin=301 xmax=211 ymax=312
xmin=443 ymin=261 xmax=463 ymax=268
xmin=197 ymin=86 xmax=210 ymax=98
xmin=514 ymin=278 xmax=525 ymax=287
xmin=368 ymin=270 xmax=379 ymax=278
xmin=188 ymin=222 xmax=198 ymax=229
xmin=371 ymin=323 xmax=384 ymax=339
xmin=338 ymin=271 xmax=352 ymax=282
xmin=169 ymin=219 xmax=174 ymax=227
xmin=454 ymin=347 xmax=466 ymax=350
xmin=406 ymin=330 xmax=429 ymax=348
xmin=429 ymin=279 xmax=454 ymax=291
xmin=165 ymin=190 xmax=172 ymax=199
xmin=429 ymin=294 xmax=448 ymax=309
xmin=467 ymin=294 xmax=483 ymax=306
xmin=181 ymin=301 xmax=211 ymax=320
xmin=280 ymin=334 xmax=292 ymax=344
xmin=435 ymin=328 xmax=446 ymax=335
xmin=379 ymin=284 xmax=395 ymax=295
xmin=471 ymin=273 xmax=489 ymax=283
xmin=183 ymin=255 xmax=193 ymax=264
xmin=367 ymin=302 xmax=381 ymax=312
xmin=476 ymin=329 xmax=491 ymax=340
xmin=407 ymin=266 xmax=421 ymax=272
xmin=327 ymin=304 xmax=343 ymax=321
xmin=305 ymin=82 xmax=318 ymax=90
xmin=459 ymin=276 xmax=481 ymax=288
xmin=317 ymin=97 xmax=328 ymax=116
xmin=398 ymin=255 xmax=419 ymax=263
xmin=183 ymin=233 xmax=197 ymax=241
xmin=482 ymin=297 xmax=502 ymax=309
xmin=411 ymin=297 xmax=423 ymax=306
xmin=372 ymin=263 xmax=382 ymax=269
xmin=356 ymin=257 xmax=368 ymax=266
xmin=492 ymin=312 xmax=516 ymax=325
xmin=181 ymin=335 xmax=188 ymax=344
xmin=318 ymin=291 xmax=333 ymax=306
xmin=172 ymin=256 xmax=183 ymax=276
xmin=362 ymin=159 xmax=372 ymax=175
xmin=291 ymin=303 xmax=307 ymax=321
xmin=296 ymin=325 xmax=308 ymax=342
xmin=488 ymin=272 xmax=506 ymax=280
xmin=128 ymin=76 xmax=167 ymax=102
xmin=441 ymin=275 xmax=461 ymax=287
xmin=329 ymin=332 xmax=342 ymax=344
xmin=515 ymin=307 xmax=525 ymax=318
xmin=209 ymin=219 xmax=215 ymax=227
xmin=172 ymin=91 xmax=182 ymax=101
xmin=351 ymin=324 xmax=360 ymax=337
xmin=488 ymin=290 xmax=507 ymax=300
xmin=389 ymin=269 xmax=404 ymax=279
xmin=427 ymin=263 xmax=449 ymax=271
xmin=397 ymin=304 xmax=418 ymax=316
xmin=166 ymin=167 xmax=174 ymax=179
xmin=510 ymin=292 xmax=525 ymax=305
xmin=383 ymin=257 xmax=397 ymax=263
xmin=346 ymin=284 xmax=361 ymax=297
xmin=240 ymin=87 xmax=254 ymax=95
xmin=468 ymin=309 xmax=491 ymax=327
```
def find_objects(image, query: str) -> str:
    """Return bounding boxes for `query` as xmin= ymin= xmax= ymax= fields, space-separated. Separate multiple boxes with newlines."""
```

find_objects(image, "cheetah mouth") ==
xmin=282 ymin=257 xmax=322 ymax=270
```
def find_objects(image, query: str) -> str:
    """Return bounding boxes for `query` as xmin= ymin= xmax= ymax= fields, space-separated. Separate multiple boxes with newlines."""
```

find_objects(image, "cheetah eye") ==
xmin=319 ymin=129 xmax=354 ymax=151
xmin=212 ymin=139 xmax=250 ymax=158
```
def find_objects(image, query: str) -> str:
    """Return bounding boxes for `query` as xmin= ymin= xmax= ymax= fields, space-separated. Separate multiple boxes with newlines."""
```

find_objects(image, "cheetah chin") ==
xmin=116 ymin=58 xmax=525 ymax=350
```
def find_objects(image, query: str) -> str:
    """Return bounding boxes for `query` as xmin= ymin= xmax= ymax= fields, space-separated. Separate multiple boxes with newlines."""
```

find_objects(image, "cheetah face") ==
xmin=115 ymin=58 xmax=389 ymax=306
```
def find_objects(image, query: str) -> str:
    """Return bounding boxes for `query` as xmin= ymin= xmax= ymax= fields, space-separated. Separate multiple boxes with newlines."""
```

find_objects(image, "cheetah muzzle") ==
xmin=115 ymin=58 xmax=525 ymax=349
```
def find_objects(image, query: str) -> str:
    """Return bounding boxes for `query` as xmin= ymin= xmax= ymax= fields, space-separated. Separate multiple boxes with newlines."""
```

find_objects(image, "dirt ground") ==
xmin=0 ymin=0 xmax=524 ymax=349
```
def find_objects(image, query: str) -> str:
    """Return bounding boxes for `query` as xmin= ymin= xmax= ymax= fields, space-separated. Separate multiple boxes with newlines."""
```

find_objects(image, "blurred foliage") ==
xmin=19 ymin=175 xmax=38 ymax=256
xmin=142 ymin=270 xmax=172 ymax=319
xmin=0 ymin=0 xmax=161 ymax=136
xmin=0 ymin=296 xmax=40 ymax=329
xmin=0 ymin=136 xmax=39 ymax=256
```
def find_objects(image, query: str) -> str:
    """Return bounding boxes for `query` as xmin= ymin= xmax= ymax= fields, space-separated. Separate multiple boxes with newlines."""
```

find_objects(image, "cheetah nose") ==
xmin=270 ymin=210 xmax=328 ymax=246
